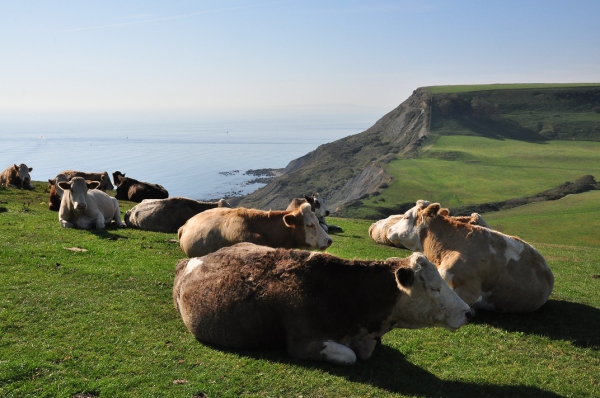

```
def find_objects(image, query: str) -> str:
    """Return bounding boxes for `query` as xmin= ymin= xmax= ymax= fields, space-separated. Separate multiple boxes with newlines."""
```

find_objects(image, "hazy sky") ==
xmin=1 ymin=0 xmax=599 ymax=114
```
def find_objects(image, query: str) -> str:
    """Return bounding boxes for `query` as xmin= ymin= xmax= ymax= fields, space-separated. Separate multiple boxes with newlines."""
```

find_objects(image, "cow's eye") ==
xmin=306 ymin=223 xmax=315 ymax=228
xmin=430 ymin=287 xmax=441 ymax=294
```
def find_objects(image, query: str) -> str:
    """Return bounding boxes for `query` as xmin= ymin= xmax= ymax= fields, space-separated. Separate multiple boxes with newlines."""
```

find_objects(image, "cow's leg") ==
xmin=288 ymin=339 xmax=357 ymax=365
xmin=95 ymin=214 xmax=107 ymax=230
xmin=60 ymin=219 xmax=75 ymax=228
xmin=110 ymin=199 xmax=126 ymax=227
xmin=352 ymin=337 xmax=379 ymax=360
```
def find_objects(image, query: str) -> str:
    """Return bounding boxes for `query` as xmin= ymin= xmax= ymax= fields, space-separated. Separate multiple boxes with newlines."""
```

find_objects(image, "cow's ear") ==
xmin=304 ymin=195 xmax=314 ymax=204
xmin=283 ymin=214 xmax=298 ymax=227
xmin=29 ymin=167 xmax=33 ymax=172
xmin=58 ymin=181 xmax=72 ymax=190
xmin=423 ymin=203 xmax=441 ymax=218
xmin=88 ymin=181 xmax=101 ymax=190
xmin=13 ymin=164 xmax=18 ymax=169
xmin=395 ymin=267 xmax=415 ymax=289
xmin=438 ymin=208 xmax=450 ymax=217
xmin=48 ymin=178 xmax=55 ymax=185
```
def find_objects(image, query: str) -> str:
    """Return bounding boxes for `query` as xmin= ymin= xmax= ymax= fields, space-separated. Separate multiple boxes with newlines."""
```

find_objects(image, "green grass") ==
xmin=1 ymin=183 xmax=599 ymax=397
xmin=346 ymin=136 xmax=600 ymax=219
xmin=426 ymin=83 xmax=600 ymax=94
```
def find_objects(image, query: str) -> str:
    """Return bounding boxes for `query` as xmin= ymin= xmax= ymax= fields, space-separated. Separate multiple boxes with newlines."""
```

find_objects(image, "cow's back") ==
xmin=126 ymin=197 xmax=222 ymax=232
xmin=178 ymin=207 xmax=239 ymax=256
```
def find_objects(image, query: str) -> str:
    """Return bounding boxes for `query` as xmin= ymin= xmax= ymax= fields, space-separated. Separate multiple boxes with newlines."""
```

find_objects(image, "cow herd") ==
xmin=3 ymin=163 xmax=554 ymax=365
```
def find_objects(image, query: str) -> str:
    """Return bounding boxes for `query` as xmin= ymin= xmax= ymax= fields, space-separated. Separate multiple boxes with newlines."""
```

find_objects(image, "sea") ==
xmin=0 ymin=108 xmax=383 ymax=200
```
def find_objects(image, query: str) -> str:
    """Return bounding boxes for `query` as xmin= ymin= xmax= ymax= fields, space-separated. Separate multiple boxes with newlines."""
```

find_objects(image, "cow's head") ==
xmin=15 ymin=164 xmax=33 ymax=188
xmin=391 ymin=252 xmax=470 ymax=331
xmin=112 ymin=171 xmax=126 ymax=186
xmin=304 ymin=193 xmax=330 ymax=218
xmin=386 ymin=200 xmax=439 ymax=252
xmin=58 ymin=177 xmax=101 ymax=211
xmin=283 ymin=203 xmax=332 ymax=250
xmin=101 ymin=171 xmax=115 ymax=190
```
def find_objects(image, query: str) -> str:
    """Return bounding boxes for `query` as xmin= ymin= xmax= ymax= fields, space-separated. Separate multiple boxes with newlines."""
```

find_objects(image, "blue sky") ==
xmin=1 ymin=0 xmax=599 ymax=115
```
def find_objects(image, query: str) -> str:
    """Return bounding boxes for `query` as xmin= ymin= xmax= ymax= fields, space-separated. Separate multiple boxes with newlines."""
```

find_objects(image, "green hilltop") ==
xmin=238 ymin=84 xmax=600 ymax=218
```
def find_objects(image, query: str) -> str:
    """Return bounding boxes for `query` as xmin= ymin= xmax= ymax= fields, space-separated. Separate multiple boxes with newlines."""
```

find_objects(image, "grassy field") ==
xmin=1 ymin=182 xmax=599 ymax=397
xmin=426 ymin=83 xmax=600 ymax=94
xmin=345 ymin=136 xmax=600 ymax=219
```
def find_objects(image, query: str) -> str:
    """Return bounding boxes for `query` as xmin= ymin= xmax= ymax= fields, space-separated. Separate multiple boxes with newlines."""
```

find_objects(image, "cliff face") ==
xmin=238 ymin=88 xmax=432 ymax=212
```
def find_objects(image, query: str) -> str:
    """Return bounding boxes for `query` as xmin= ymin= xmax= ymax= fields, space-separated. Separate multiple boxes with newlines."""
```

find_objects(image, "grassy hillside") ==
xmin=1 ymin=183 xmax=599 ymax=397
xmin=342 ymin=136 xmax=600 ymax=219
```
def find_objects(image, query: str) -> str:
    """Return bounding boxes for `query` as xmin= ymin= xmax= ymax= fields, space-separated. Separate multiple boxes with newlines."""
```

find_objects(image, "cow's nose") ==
xmin=465 ymin=310 xmax=473 ymax=321
xmin=76 ymin=203 xmax=87 ymax=210
xmin=325 ymin=210 xmax=330 ymax=216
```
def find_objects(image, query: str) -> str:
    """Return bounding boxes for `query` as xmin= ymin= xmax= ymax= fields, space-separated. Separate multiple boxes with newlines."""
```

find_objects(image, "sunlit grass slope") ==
xmin=346 ymin=136 xmax=600 ymax=219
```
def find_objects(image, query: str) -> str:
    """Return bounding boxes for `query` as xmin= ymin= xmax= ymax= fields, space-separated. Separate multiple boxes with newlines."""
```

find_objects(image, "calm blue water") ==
xmin=0 ymin=113 xmax=377 ymax=200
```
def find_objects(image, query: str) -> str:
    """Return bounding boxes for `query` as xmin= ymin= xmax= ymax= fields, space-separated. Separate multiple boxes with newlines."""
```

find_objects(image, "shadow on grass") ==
xmin=225 ymin=344 xmax=562 ymax=398
xmin=472 ymin=299 xmax=600 ymax=350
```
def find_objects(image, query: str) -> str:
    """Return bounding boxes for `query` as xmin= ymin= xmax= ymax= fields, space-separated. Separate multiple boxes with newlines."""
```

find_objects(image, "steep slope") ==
xmin=238 ymin=88 xmax=432 ymax=211
xmin=239 ymin=84 xmax=600 ymax=214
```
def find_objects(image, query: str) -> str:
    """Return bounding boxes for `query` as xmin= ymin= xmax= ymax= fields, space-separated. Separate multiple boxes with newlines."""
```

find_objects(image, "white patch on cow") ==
xmin=300 ymin=203 xmax=332 ymax=250
xmin=184 ymin=258 xmax=203 ymax=277
xmin=503 ymin=235 xmax=524 ymax=264
xmin=320 ymin=341 xmax=357 ymax=365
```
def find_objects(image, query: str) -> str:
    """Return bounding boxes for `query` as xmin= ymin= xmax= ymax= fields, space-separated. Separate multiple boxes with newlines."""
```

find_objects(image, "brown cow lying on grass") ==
xmin=1 ymin=163 xmax=34 ymax=190
xmin=173 ymin=243 xmax=471 ymax=365
xmin=387 ymin=200 xmax=554 ymax=313
xmin=48 ymin=173 xmax=69 ymax=211
xmin=178 ymin=203 xmax=332 ymax=257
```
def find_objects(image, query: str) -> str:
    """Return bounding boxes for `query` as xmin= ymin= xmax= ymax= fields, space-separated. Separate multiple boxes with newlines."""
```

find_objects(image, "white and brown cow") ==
xmin=386 ymin=200 xmax=554 ymax=313
xmin=369 ymin=208 xmax=489 ymax=248
xmin=286 ymin=193 xmax=342 ymax=233
xmin=125 ymin=197 xmax=231 ymax=233
xmin=0 ymin=163 xmax=34 ymax=190
xmin=48 ymin=173 xmax=69 ymax=211
xmin=61 ymin=170 xmax=114 ymax=191
xmin=173 ymin=243 xmax=471 ymax=365
xmin=178 ymin=203 xmax=332 ymax=257
xmin=58 ymin=177 xmax=125 ymax=229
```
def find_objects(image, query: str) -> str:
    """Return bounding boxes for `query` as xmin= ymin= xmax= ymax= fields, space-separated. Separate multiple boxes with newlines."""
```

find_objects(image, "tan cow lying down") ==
xmin=178 ymin=203 xmax=332 ymax=257
xmin=1 ymin=163 xmax=34 ymax=190
xmin=58 ymin=177 xmax=125 ymax=229
xmin=369 ymin=210 xmax=489 ymax=248
xmin=173 ymin=243 xmax=471 ymax=365
xmin=125 ymin=197 xmax=231 ymax=233
xmin=61 ymin=170 xmax=114 ymax=191
xmin=387 ymin=200 xmax=554 ymax=313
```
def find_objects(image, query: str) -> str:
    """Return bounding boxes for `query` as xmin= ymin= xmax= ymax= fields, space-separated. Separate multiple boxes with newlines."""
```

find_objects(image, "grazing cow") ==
xmin=386 ymin=200 xmax=554 ymax=313
xmin=112 ymin=171 xmax=168 ymax=202
xmin=173 ymin=243 xmax=471 ymax=365
xmin=61 ymin=170 xmax=114 ymax=191
xmin=178 ymin=203 xmax=332 ymax=257
xmin=58 ymin=177 xmax=125 ymax=229
xmin=286 ymin=193 xmax=342 ymax=233
xmin=369 ymin=209 xmax=489 ymax=248
xmin=0 ymin=163 xmax=34 ymax=190
xmin=47 ymin=173 xmax=69 ymax=211
xmin=125 ymin=197 xmax=231 ymax=233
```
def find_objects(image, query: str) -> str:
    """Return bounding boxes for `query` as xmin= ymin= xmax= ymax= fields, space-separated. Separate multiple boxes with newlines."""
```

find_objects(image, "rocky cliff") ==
xmin=238 ymin=88 xmax=433 ymax=212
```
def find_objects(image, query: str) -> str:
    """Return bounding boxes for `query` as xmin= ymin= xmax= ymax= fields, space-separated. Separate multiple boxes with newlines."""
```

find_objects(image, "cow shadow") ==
xmin=222 ymin=344 xmax=562 ymax=397
xmin=87 ymin=225 xmax=130 ymax=241
xmin=472 ymin=299 xmax=600 ymax=350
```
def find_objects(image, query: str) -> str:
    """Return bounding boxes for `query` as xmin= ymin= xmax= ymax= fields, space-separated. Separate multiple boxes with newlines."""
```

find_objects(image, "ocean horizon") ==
xmin=0 ymin=107 xmax=385 ymax=201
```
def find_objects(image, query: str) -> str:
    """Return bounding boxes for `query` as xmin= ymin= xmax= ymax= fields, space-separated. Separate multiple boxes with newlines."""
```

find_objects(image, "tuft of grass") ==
xmin=1 ymin=183 xmax=599 ymax=397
